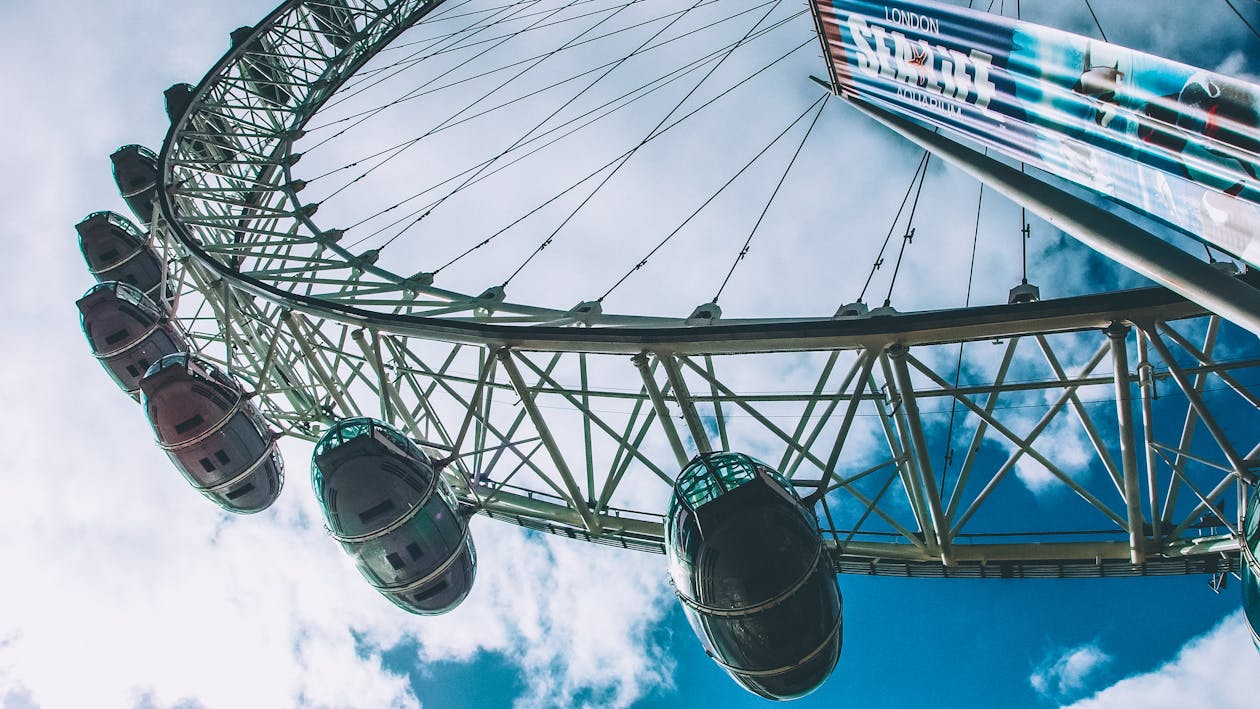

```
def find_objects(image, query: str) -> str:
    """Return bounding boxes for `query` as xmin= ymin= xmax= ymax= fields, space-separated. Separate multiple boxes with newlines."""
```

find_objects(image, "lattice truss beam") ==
xmin=158 ymin=236 xmax=1260 ymax=576
xmin=149 ymin=0 xmax=1260 ymax=577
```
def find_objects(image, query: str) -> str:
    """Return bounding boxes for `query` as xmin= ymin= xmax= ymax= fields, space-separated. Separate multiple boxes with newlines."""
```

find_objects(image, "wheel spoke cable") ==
xmin=308 ymin=0 xmax=740 ymax=140
xmin=1081 ymin=0 xmax=1109 ymax=41
xmin=318 ymin=0 xmax=548 ymax=116
xmin=1223 ymin=0 xmax=1260 ymax=42
xmin=713 ymin=94 xmax=829 ymax=304
xmin=599 ymin=92 xmax=827 ymax=302
xmin=855 ymin=151 xmax=929 ymax=304
xmin=881 ymin=154 xmax=931 ymax=307
xmin=501 ymin=0 xmax=791 ymax=287
xmin=372 ymin=0 xmax=706 ymax=252
xmin=305 ymin=0 xmax=786 ymax=186
xmin=432 ymin=34 xmax=813 ymax=277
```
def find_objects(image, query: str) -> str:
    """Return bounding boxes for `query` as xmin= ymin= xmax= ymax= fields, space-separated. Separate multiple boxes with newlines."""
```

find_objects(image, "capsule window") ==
xmin=104 ymin=328 xmax=131 ymax=346
xmin=413 ymin=579 xmax=449 ymax=603
xmin=358 ymin=498 xmax=398 ymax=524
xmin=199 ymin=457 xmax=215 ymax=473
xmin=225 ymin=482 xmax=256 ymax=500
xmin=215 ymin=450 xmax=231 ymax=465
xmin=126 ymin=364 xmax=140 ymax=378
xmin=174 ymin=414 xmax=206 ymax=435
xmin=386 ymin=552 xmax=405 ymax=570
xmin=406 ymin=542 xmax=423 ymax=560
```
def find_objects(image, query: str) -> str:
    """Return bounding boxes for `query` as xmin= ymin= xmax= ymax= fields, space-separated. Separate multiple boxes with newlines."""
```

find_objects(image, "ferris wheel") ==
xmin=75 ymin=0 xmax=1260 ymax=699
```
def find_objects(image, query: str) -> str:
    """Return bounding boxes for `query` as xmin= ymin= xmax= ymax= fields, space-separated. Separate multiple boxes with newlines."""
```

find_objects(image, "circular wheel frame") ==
xmin=150 ymin=0 xmax=1257 ymax=578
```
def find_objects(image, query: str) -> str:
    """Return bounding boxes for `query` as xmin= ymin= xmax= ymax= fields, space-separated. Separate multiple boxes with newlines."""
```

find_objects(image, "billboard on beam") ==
xmin=811 ymin=0 xmax=1260 ymax=267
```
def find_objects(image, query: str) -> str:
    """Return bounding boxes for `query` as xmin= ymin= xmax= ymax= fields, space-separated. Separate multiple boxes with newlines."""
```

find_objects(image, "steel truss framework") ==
xmin=146 ymin=0 xmax=1259 ymax=577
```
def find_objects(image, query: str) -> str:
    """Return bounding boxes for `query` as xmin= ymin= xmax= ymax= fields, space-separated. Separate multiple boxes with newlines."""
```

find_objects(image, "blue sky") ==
xmin=2 ymin=0 xmax=1260 ymax=707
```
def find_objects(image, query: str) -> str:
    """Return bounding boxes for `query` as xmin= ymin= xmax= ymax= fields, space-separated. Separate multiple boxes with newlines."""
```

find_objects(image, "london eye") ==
xmin=71 ymin=0 xmax=1260 ymax=701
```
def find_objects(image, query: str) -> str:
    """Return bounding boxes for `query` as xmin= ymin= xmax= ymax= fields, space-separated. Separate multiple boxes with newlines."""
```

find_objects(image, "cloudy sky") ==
xmin=2 ymin=0 xmax=1260 ymax=707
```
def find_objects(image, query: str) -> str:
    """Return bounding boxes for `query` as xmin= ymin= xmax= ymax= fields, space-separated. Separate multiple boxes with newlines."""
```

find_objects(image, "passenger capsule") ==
xmin=666 ymin=452 xmax=842 ymax=700
xmin=309 ymin=1 xmax=357 ymax=50
xmin=230 ymin=27 xmax=294 ymax=107
xmin=75 ymin=211 xmax=169 ymax=303
xmin=1244 ymin=485 xmax=1260 ymax=652
xmin=312 ymin=418 xmax=476 ymax=615
xmin=164 ymin=84 xmax=238 ymax=164
xmin=110 ymin=145 xmax=158 ymax=225
xmin=139 ymin=353 xmax=283 ymax=513
xmin=77 ymin=282 xmax=186 ymax=399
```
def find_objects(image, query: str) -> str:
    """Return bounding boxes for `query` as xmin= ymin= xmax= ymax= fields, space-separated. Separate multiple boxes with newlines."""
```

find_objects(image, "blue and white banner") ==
xmin=812 ymin=0 xmax=1260 ymax=266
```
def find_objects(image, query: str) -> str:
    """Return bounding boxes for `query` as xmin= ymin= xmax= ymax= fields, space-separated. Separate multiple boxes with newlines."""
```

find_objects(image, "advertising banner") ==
xmin=812 ymin=0 xmax=1260 ymax=266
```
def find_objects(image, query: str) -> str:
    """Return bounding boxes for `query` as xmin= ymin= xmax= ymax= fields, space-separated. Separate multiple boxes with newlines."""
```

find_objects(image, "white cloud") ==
xmin=1067 ymin=611 xmax=1260 ymax=709
xmin=1013 ymin=407 xmax=1094 ymax=498
xmin=1031 ymin=642 xmax=1112 ymax=700
xmin=1015 ymin=458 xmax=1060 ymax=495
xmin=0 ymin=2 xmax=678 ymax=707
xmin=452 ymin=530 xmax=676 ymax=709
xmin=0 ymin=422 xmax=675 ymax=709
xmin=1215 ymin=50 xmax=1259 ymax=83
xmin=3 ymin=1 xmax=1257 ymax=708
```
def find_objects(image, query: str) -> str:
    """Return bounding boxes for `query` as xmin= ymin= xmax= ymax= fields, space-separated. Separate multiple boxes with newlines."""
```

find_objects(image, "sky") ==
xmin=2 ymin=0 xmax=1260 ymax=708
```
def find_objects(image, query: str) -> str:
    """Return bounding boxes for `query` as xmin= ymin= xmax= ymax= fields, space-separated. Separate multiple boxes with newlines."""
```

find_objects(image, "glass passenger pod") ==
xmin=665 ymin=452 xmax=842 ymax=701
xmin=164 ymin=84 xmax=239 ymax=165
xmin=229 ymin=27 xmax=295 ymax=107
xmin=75 ymin=211 xmax=171 ymax=305
xmin=76 ymin=282 xmax=187 ymax=399
xmin=139 ymin=353 xmax=283 ymax=513
xmin=109 ymin=145 xmax=158 ymax=225
xmin=1244 ymin=485 xmax=1260 ymax=652
xmin=312 ymin=418 xmax=476 ymax=615
xmin=308 ymin=1 xmax=359 ymax=50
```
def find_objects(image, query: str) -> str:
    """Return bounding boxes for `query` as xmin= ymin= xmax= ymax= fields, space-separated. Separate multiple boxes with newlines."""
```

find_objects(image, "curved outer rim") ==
xmin=153 ymin=0 xmax=1232 ymax=357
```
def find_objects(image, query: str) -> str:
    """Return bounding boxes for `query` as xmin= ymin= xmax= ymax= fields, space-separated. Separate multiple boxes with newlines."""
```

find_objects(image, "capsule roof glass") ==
xmin=146 ymin=352 xmax=199 ymax=379
xmin=671 ymin=452 xmax=794 ymax=512
xmin=80 ymin=280 xmax=156 ymax=310
xmin=142 ymin=353 xmax=247 ymax=396
xmin=312 ymin=417 xmax=423 ymax=494
xmin=80 ymin=210 xmax=145 ymax=239
xmin=112 ymin=144 xmax=157 ymax=161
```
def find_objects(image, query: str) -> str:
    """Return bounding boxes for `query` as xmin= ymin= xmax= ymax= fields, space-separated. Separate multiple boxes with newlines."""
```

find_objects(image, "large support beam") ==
xmin=780 ymin=351 xmax=858 ymax=476
xmin=879 ymin=353 xmax=934 ymax=547
xmin=351 ymin=328 xmax=394 ymax=424
xmin=944 ymin=337 xmax=1018 ymax=523
xmin=1037 ymin=334 xmax=1124 ymax=498
xmin=809 ymin=350 xmax=877 ymax=505
xmin=1106 ymin=323 xmax=1147 ymax=563
xmin=887 ymin=345 xmax=952 ymax=565
xmin=659 ymin=353 xmax=712 ymax=455
xmin=907 ymin=349 xmax=1130 ymax=533
xmin=497 ymin=348 xmax=602 ymax=534
xmin=850 ymin=99 xmax=1260 ymax=337
xmin=1136 ymin=333 xmax=1162 ymax=549
xmin=632 ymin=353 xmax=689 ymax=467
xmin=444 ymin=350 xmax=497 ymax=466
xmin=282 ymin=310 xmax=353 ymax=421
xmin=1141 ymin=325 xmax=1255 ymax=485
